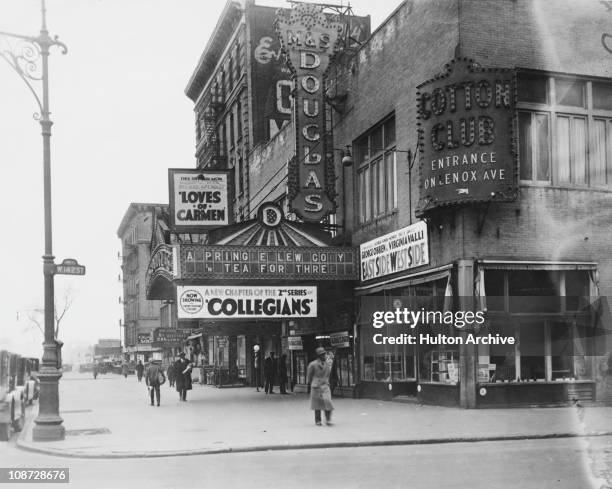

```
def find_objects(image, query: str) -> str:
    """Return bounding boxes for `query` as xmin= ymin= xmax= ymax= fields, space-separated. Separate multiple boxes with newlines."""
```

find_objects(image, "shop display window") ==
xmin=419 ymin=344 xmax=458 ymax=384
xmin=363 ymin=352 xmax=415 ymax=382
xmin=508 ymin=270 xmax=561 ymax=313
xmin=519 ymin=323 xmax=546 ymax=381
xmin=294 ymin=352 xmax=307 ymax=385
xmin=335 ymin=353 xmax=354 ymax=387
xmin=489 ymin=324 xmax=516 ymax=381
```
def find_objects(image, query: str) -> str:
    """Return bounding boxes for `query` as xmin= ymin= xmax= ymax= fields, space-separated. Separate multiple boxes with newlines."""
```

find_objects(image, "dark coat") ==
xmin=279 ymin=355 xmax=288 ymax=382
xmin=167 ymin=362 xmax=176 ymax=381
xmin=136 ymin=363 xmax=144 ymax=375
xmin=145 ymin=363 xmax=164 ymax=386
xmin=174 ymin=358 xmax=192 ymax=391
xmin=264 ymin=356 xmax=274 ymax=377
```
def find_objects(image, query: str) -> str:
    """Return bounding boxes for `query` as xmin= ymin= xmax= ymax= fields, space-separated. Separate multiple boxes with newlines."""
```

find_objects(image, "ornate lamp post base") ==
xmin=33 ymin=341 xmax=64 ymax=442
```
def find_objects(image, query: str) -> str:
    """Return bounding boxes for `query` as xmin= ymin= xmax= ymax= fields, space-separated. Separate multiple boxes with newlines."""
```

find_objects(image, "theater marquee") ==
xmin=416 ymin=58 xmax=517 ymax=215
xmin=179 ymin=244 xmax=359 ymax=280
xmin=168 ymin=168 xmax=230 ymax=231
xmin=177 ymin=285 xmax=318 ymax=319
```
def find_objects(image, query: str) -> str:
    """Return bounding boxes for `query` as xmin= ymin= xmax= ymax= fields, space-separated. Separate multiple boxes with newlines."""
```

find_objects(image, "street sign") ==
xmin=55 ymin=258 xmax=86 ymax=276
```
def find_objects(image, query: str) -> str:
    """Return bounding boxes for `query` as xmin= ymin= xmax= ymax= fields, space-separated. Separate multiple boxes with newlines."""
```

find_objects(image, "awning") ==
xmin=354 ymin=264 xmax=452 ymax=296
xmin=478 ymin=260 xmax=597 ymax=271
xmin=186 ymin=333 xmax=203 ymax=341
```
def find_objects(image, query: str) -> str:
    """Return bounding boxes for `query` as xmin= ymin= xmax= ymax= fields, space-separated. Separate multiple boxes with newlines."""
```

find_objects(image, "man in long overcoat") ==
xmin=307 ymin=347 xmax=334 ymax=426
xmin=174 ymin=352 xmax=192 ymax=401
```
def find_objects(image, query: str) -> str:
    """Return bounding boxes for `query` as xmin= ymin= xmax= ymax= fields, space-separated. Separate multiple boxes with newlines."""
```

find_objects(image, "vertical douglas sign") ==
xmin=276 ymin=4 xmax=341 ymax=222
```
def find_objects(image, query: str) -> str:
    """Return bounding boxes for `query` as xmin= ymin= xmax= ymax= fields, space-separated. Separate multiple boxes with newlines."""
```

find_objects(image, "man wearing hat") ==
xmin=145 ymin=359 xmax=165 ymax=407
xmin=306 ymin=347 xmax=334 ymax=426
xmin=174 ymin=352 xmax=192 ymax=401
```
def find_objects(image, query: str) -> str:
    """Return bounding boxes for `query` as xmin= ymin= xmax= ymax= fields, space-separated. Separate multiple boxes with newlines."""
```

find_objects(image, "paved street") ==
xmin=1 ymin=372 xmax=610 ymax=488
xmin=2 ymin=434 xmax=612 ymax=489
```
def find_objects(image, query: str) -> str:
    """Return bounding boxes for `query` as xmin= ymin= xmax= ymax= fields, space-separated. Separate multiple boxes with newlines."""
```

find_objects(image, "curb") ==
xmin=16 ymin=430 xmax=612 ymax=460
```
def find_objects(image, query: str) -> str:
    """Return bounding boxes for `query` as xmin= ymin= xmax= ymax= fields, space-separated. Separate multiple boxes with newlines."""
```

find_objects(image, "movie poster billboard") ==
xmin=168 ymin=169 xmax=230 ymax=232
xmin=177 ymin=285 xmax=318 ymax=319
xmin=360 ymin=221 xmax=429 ymax=282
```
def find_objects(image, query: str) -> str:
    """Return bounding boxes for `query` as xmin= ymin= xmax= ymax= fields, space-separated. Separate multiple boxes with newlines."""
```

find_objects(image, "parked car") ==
xmin=0 ymin=351 xmax=26 ymax=441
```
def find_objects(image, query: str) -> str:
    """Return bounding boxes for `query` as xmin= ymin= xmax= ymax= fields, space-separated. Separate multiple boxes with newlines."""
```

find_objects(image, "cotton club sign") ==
xmin=416 ymin=58 xmax=518 ymax=215
xmin=276 ymin=3 xmax=341 ymax=222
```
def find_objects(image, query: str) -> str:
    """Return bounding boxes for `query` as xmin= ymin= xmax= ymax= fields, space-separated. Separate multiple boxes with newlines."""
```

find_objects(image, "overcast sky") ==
xmin=0 ymin=0 xmax=399 ymax=359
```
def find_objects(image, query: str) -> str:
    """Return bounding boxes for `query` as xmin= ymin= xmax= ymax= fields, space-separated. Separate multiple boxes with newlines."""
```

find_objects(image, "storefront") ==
xmin=146 ymin=202 xmax=359 ymax=392
xmin=474 ymin=261 xmax=605 ymax=407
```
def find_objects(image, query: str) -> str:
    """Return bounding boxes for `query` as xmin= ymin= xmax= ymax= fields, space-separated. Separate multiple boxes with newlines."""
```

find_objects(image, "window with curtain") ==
xmin=518 ymin=73 xmax=612 ymax=187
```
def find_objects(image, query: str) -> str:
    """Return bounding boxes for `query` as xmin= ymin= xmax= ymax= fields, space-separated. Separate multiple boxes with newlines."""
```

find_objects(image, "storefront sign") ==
xmin=177 ymin=285 xmax=318 ymax=319
xmin=276 ymin=3 xmax=341 ymax=222
xmin=329 ymin=331 xmax=350 ymax=348
xmin=288 ymin=336 xmax=304 ymax=350
xmin=416 ymin=58 xmax=517 ymax=215
xmin=168 ymin=169 xmax=230 ymax=231
xmin=152 ymin=328 xmax=192 ymax=346
xmin=360 ymin=221 xmax=429 ymax=282
xmin=181 ymin=244 xmax=358 ymax=280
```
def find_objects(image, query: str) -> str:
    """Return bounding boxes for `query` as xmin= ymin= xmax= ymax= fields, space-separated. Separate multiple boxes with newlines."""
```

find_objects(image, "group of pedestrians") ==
xmin=132 ymin=347 xmax=335 ymax=427
xmin=137 ymin=352 xmax=193 ymax=406
xmin=262 ymin=351 xmax=289 ymax=394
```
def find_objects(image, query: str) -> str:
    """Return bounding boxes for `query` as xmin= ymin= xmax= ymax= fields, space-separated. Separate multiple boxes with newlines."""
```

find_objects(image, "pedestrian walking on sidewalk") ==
xmin=121 ymin=362 xmax=128 ymax=378
xmin=279 ymin=353 xmax=289 ymax=394
xmin=264 ymin=351 xmax=275 ymax=394
xmin=92 ymin=363 xmax=98 ymax=380
xmin=174 ymin=352 xmax=192 ymax=401
xmin=167 ymin=359 xmax=176 ymax=388
xmin=145 ymin=360 xmax=165 ymax=407
xmin=307 ymin=347 xmax=334 ymax=426
xmin=136 ymin=361 xmax=144 ymax=382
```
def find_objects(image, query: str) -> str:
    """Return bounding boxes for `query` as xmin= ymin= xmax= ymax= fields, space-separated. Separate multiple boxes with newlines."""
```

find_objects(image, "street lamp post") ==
xmin=0 ymin=0 xmax=67 ymax=441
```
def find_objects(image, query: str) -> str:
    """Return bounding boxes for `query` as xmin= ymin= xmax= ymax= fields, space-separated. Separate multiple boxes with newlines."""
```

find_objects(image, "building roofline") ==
xmin=184 ymin=0 xmax=245 ymax=102
xmin=117 ymin=203 xmax=168 ymax=238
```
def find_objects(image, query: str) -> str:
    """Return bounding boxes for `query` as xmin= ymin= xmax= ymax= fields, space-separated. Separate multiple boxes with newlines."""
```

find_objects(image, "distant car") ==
xmin=78 ymin=363 xmax=94 ymax=373
xmin=62 ymin=364 xmax=73 ymax=372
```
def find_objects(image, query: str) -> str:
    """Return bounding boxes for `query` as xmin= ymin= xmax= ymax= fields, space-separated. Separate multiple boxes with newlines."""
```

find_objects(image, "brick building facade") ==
xmin=332 ymin=0 xmax=612 ymax=406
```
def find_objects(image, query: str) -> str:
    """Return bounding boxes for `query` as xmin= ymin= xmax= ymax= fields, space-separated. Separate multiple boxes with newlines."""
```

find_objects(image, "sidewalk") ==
xmin=17 ymin=372 xmax=612 ymax=458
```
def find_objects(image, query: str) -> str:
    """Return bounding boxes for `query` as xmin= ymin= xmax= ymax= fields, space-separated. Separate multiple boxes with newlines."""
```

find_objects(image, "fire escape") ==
xmin=197 ymin=83 xmax=226 ymax=170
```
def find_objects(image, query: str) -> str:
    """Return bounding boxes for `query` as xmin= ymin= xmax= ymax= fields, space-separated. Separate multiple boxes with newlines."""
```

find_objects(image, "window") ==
xmin=236 ymin=101 xmax=242 ymax=141
xmin=355 ymin=116 xmax=397 ymax=225
xmin=229 ymin=112 xmax=235 ymax=149
xmin=518 ymin=74 xmax=612 ymax=187
xmin=481 ymin=268 xmax=595 ymax=383
xmin=237 ymin=157 xmax=244 ymax=195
